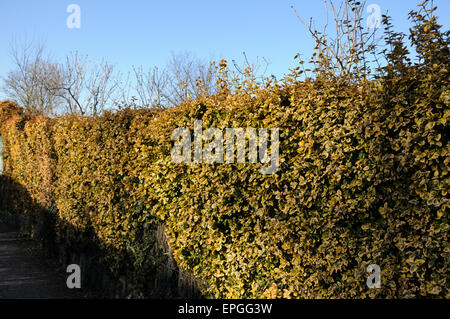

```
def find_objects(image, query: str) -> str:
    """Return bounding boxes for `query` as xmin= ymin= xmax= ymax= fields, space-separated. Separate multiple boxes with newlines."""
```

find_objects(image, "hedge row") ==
xmin=0 ymin=8 xmax=448 ymax=298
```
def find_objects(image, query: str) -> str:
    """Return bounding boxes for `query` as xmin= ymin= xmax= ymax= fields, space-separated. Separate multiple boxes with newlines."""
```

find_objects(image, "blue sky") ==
xmin=0 ymin=0 xmax=449 ymax=100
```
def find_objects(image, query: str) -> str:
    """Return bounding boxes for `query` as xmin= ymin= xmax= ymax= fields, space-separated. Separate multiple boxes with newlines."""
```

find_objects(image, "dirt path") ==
xmin=0 ymin=223 xmax=85 ymax=299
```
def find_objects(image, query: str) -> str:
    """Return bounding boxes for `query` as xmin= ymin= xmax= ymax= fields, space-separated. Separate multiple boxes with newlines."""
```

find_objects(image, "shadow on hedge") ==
xmin=0 ymin=174 xmax=203 ymax=298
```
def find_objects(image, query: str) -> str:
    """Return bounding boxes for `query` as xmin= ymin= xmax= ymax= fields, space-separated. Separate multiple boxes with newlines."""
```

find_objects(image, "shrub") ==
xmin=0 ymin=2 xmax=447 ymax=298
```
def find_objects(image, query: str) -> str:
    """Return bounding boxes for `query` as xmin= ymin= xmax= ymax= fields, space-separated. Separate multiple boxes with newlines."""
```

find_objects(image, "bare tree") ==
xmin=123 ymin=52 xmax=220 ymax=109
xmin=165 ymin=52 xmax=219 ymax=106
xmin=132 ymin=65 xmax=170 ymax=108
xmin=47 ymin=52 xmax=118 ymax=116
xmin=2 ymin=40 xmax=63 ymax=115
xmin=2 ymin=41 xmax=119 ymax=116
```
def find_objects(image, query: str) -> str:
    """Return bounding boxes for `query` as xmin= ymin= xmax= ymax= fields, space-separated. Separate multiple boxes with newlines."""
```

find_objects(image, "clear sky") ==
xmin=0 ymin=0 xmax=449 ymax=100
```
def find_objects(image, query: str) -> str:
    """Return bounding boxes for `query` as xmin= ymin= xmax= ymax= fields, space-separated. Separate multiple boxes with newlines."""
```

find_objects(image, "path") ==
xmin=0 ymin=223 xmax=85 ymax=299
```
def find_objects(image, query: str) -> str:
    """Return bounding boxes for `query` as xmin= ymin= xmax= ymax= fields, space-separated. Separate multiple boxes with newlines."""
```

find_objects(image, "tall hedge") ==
xmin=0 ymin=4 xmax=448 ymax=298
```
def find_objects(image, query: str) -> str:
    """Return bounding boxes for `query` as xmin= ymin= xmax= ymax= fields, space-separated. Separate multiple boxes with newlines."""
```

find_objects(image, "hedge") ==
xmin=0 ymin=6 xmax=448 ymax=298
